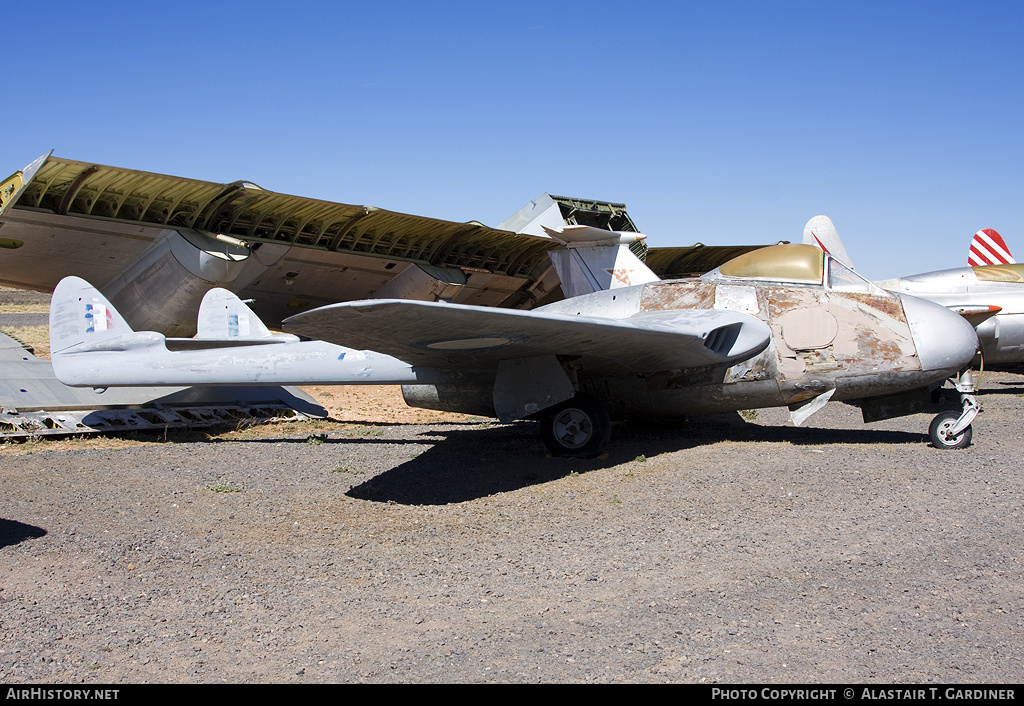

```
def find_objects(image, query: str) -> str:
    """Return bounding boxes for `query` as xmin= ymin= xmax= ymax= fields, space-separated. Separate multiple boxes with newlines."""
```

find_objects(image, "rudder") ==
xmin=968 ymin=228 xmax=1014 ymax=266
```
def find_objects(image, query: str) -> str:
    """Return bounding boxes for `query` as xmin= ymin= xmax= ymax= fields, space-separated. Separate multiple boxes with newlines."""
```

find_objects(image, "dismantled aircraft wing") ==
xmin=645 ymin=243 xmax=790 ymax=280
xmin=1 ymin=155 xmax=560 ymax=332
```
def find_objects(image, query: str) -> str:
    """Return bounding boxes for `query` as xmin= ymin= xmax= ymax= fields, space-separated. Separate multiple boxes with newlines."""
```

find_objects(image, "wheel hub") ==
xmin=553 ymin=408 xmax=593 ymax=448
xmin=938 ymin=420 xmax=959 ymax=441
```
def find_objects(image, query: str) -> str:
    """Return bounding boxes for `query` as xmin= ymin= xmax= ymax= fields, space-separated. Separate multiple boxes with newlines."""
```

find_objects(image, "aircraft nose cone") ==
xmin=900 ymin=294 xmax=979 ymax=372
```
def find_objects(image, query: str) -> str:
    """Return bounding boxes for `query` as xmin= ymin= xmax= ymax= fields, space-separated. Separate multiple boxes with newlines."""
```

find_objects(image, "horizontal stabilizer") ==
xmin=0 ymin=331 xmax=326 ymax=436
xmin=541 ymin=224 xmax=647 ymax=246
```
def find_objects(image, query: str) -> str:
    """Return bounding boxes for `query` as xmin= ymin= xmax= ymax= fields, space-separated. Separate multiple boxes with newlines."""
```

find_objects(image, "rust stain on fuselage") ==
xmin=598 ymin=277 xmax=921 ymax=415
xmin=638 ymin=280 xmax=717 ymax=312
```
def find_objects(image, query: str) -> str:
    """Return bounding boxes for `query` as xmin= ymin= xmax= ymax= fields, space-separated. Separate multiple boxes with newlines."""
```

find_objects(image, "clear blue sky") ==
xmin=7 ymin=0 xmax=1023 ymax=280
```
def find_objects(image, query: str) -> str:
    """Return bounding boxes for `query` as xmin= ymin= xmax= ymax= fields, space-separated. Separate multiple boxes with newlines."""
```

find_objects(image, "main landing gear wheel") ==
xmin=540 ymin=395 xmax=611 ymax=458
xmin=929 ymin=410 xmax=973 ymax=450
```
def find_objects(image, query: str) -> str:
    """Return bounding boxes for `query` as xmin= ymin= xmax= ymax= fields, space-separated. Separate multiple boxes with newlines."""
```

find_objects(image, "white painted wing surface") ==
xmin=283 ymin=299 xmax=771 ymax=375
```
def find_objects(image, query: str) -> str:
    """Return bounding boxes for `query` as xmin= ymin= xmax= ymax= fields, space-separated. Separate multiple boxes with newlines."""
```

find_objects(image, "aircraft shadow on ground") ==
xmin=0 ymin=518 xmax=46 ymax=548
xmin=986 ymin=382 xmax=1024 ymax=395
xmin=341 ymin=412 xmax=930 ymax=506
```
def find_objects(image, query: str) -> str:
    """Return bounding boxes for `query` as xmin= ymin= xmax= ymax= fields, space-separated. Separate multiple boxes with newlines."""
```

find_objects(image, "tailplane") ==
xmin=543 ymin=224 xmax=660 ymax=298
xmin=968 ymin=228 xmax=1014 ymax=266
xmin=49 ymin=276 xmax=417 ymax=388
xmin=802 ymin=215 xmax=854 ymax=269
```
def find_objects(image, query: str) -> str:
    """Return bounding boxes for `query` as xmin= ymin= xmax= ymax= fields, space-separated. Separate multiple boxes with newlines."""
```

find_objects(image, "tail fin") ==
xmin=543 ymin=224 xmax=660 ymax=298
xmin=49 ymin=277 xmax=414 ymax=388
xmin=802 ymin=215 xmax=854 ymax=269
xmin=197 ymin=288 xmax=276 ymax=340
xmin=968 ymin=228 xmax=1014 ymax=266
xmin=49 ymin=276 xmax=136 ymax=356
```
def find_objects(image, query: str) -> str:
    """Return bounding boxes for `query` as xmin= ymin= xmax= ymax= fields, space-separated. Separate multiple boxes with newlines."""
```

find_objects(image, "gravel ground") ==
xmin=2 ymin=374 xmax=1024 ymax=684
xmin=0 ymin=313 xmax=48 ymax=328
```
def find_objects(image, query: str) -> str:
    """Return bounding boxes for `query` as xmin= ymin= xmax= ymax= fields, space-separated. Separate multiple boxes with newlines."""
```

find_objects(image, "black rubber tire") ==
xmin=539 ymin=395 xmax=611 ymax=458
xmin=928 ymin=410 xmax=973 ymax=450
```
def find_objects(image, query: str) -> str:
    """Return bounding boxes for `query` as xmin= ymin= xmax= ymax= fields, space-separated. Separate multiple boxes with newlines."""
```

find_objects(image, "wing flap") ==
xmin=283 ymin=299 xmax=771 ymax=374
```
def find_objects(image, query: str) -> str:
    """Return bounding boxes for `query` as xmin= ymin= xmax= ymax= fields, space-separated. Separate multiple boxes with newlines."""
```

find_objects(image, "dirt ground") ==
xmin=2 ymin=370 xmax=1024 ymax=683
xmin=299 ymin=384 xmax=470 ymax=425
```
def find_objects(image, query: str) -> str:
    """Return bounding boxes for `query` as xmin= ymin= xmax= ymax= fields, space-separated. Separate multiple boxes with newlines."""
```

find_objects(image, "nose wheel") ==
xmin=540 ymin=395 xmax=611 ymax=458
xmin=929 ymin=410 xmax=973 ymax=449
xmin=929 ymin=367 xmax=979 ymax=450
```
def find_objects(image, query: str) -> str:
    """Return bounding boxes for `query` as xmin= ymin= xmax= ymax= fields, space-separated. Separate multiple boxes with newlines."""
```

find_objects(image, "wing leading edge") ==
xmin=283 ymin=299 xmax=772 ymax=375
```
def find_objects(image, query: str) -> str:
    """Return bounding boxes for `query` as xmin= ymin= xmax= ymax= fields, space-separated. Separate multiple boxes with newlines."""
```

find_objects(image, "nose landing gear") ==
xmin=929 ymin=368 xmax=980 ymax=450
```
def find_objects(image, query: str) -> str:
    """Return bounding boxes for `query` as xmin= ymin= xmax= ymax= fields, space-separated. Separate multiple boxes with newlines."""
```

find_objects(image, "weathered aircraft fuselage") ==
xmin=48 ymin=242 xmax=983 ymax=454
xmin=523 ymin=258 xmax=975 ymax=421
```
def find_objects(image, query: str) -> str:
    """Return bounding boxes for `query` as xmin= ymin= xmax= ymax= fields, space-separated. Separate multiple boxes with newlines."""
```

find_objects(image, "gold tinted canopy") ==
xmin=718 ymin=243 xmax=825 ymax=283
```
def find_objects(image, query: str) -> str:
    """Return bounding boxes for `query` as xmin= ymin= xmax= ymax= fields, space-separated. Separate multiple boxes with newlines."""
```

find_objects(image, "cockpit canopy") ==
xmin=718 ymin=243 xmax=824 ymax=283
xmin=708 ymin=243 xmax=890 ymax=296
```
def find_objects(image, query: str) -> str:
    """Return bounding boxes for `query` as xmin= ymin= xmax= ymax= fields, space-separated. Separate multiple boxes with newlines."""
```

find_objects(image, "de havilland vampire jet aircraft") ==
xmin=803 ymin=216 xmax=1024 ymax=370
xmin=48 ymin=228 xmax=982 ymax=456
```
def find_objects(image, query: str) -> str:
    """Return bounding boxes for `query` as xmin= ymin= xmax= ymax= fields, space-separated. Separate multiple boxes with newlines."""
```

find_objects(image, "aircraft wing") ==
xmin=283 ymin=299 xmax=771 ymax=375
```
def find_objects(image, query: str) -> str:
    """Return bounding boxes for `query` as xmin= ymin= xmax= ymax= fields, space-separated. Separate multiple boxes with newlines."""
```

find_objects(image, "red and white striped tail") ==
xmin=968 ymin=228 xmax=1015 ymax=266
